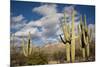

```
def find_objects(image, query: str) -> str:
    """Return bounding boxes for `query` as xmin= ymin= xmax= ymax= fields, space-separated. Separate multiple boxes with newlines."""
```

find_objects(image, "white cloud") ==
xmin=88 ymin=24 xmax=95 ymax=31
xmin=14 ymin=5 xmax=80 ymax=45
xmin=64 ymin=6 xmax=74 ymax=15
xmin=27 ymin=20 xmax=42 ymax=27
xmin=13 ymin=5 xmax=94 ymax=46
xmin=11 ymin=14 xmax=24 ymax=23
xmin=11 ymin=14 xmax=27 ymax=30
xmin=15 ymin=26 xmax=41 ymax=38
xmin=32 ymin=4 xmax=57 ymax=16
xmin=10 ymin=35 xmax=23 ymax=46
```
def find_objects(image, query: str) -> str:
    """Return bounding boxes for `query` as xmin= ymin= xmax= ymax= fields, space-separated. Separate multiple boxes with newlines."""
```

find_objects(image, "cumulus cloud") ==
xmin=14 ymin=14 xmax=62 ymax=43
xmin=27 ymin=20 xmax=42 ymax=27
xmin=32 ymin=4 xmax=57 ymax=16
xmin=10 ymin=34 xmax=23 ymax=46
xmin=14 ymin=5 xmax=81 ymax=46
xmin=12 ymin=4 xmax=95 ymax=46
xmin=64 ymin=6 xmax=74 ymax=15
xmin=15 ymin=26 xmax=41 ymax=38
xmin=11 ymin=14 xmax=27 ymax=30
xmin=11 ymin=14 xmax=24 ymax=23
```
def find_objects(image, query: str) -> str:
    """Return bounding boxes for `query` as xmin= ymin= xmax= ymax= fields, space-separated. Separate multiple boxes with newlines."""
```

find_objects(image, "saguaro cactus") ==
xmin=78 ymin=15 xmax=86 ymax=59
xmin=60 ymin=10 xmax=75 ymax=62
xmin=78 ymin=15 xmax=93 ymax=60
xmin=22 ymin=32 xmax=32 ymax=57
xmin=84 ymin=15 xmax=90 ymax=58
xmin=60 ymin=11 xmax=71 ymax=62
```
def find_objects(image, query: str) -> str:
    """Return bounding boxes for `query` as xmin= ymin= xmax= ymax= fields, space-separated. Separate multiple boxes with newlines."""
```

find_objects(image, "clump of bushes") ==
xmin=10 ymin=48 xmax=49 ymax=66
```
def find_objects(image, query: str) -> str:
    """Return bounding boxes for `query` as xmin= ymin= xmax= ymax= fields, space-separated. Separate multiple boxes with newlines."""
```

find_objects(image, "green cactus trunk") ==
xmin=85 ymin=39 xmax=89 ymax=59
xmin=66 ymin=43 xmax=70 ymax=62
xmin=84 ymin=15 xmax=90 ymax=58
xmin=22 ymin=35 xmax=27 ymax=57
xmin=82 ymin=48 xmax=85 ymax=60
xmin=71 ymin=11 xmax=75 ymax=62
xmin=78 ymin=15 xmax=85 ymax=60
xmin=86 ymin=43 xmax=89 ymax=57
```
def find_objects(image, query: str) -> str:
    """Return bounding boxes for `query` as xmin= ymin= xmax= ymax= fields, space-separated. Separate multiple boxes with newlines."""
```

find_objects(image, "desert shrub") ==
xmin=53 ymin=50 xmax=66 ymax=63
xmin=10 ymin=52 xmax=27 ymax=66
xmin=90 ymin=42 xmax=95 ymax=57
xmin=11 ymin=48 xmax=49 ymax=66
xmin=26 ymin=51 xmax=48 ymax=65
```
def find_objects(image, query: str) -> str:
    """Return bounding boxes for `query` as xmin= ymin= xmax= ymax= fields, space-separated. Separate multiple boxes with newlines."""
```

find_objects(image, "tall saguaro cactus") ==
xmin=78 ymin=15 xmax=93 ymax=60
xmin=78 ymin=15 xmax=86 ymax=60
xmin=60 ymin=11 xmax=71 ymax=62
xmin=60 ymin=10 xmax=75 ymax=62
xmin=22 ymin=32 xmax=32 ymax=57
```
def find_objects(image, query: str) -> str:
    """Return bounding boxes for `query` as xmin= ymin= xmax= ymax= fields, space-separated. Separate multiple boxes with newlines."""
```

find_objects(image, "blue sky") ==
xmin=10 ymin=1 xmax=95 ymax=46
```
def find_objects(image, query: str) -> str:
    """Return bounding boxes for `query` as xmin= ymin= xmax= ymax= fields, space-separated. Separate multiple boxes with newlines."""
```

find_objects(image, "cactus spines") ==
xmin=22 ymin=32 xmax=32 ymax=57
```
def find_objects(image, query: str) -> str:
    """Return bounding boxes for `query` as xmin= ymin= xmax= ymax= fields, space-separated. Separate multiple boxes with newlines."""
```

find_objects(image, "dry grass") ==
xmin=10 ymin=42 xmax=95 ymax=66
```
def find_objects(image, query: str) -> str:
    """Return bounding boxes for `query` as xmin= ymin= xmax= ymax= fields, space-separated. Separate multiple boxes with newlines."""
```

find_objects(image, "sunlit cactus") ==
xmin=71 ymin=10 xmax=75 ymax=62
xmin=78 ymin=15 xmax=93 ymax=60
xmin=78 ymin=15 xmax=86 ymax=60
xmin=60 ymin=10 xmax=75 ymax=62
xmin=60 ymin=11 xmax=71 ymax=62
xmin=22 ymin=32 xmax=32 ymax=57
xmin=83 ymin=15 xmax=89 ymax=58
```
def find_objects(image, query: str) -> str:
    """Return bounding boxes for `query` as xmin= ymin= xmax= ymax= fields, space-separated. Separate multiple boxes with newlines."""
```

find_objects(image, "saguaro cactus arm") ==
xmin=22 ymin=32 xmax=32 ymax=57
xmin=60 ymin=35 xmax=71 ymax=44
xmin=83 ymin=28 xmax=87 ymax=46
xmin=88 ymin=28 xmax=93 ymax=43
xmin=27 ymin=32 xmax=31 ymax=55
xmin=70 ymin=10 xmax=75 ymax=62
xmin=84 ymin=15 xmax=90 ymax=46
xmin=60 ymin=11 xmax=71 ymax=43
xmin=22 ymin=35 xmax=27 ymax=57
xmin=78 ymin=15 xmax=87 ymax=48
xmin=27 ymin=32 xmax=32 ymax=56
xmin=60 ymin=35 xmax=67 ymax=44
